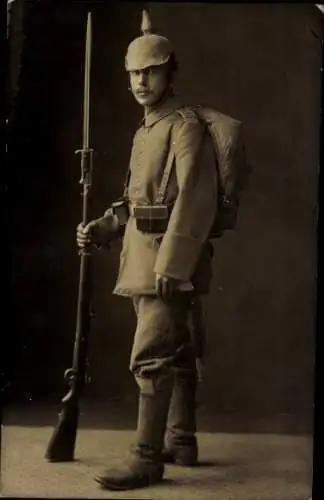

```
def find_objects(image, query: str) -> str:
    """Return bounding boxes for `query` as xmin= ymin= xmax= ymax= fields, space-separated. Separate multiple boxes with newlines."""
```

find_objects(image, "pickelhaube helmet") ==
xmin=125 ymin=10 xmax=173 ymax=72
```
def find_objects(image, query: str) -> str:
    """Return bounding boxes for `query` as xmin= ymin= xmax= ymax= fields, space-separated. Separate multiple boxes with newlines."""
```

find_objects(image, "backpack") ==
xmin=176 ymin=106 xmax=250 ymax=238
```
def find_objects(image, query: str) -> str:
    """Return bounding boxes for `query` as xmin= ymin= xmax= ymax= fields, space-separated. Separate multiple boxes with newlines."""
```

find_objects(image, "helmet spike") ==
xmin=125 ymin=9 xmax=173 ymax=71
xmin=141 ymin=9 xmax=154 ymax=34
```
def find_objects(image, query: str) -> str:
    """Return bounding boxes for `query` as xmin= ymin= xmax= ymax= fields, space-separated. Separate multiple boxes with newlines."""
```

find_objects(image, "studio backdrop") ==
xmin=8 ymin=2 xmax=322 ymax=428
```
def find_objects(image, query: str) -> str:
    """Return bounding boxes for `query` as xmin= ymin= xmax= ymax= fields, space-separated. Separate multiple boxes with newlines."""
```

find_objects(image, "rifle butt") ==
xmin=45 ymin=399 xmax=79 ymax=462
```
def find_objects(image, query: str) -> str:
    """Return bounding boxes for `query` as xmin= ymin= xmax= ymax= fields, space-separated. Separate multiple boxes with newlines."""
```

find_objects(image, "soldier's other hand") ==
xmin=155 ymin=274 xmax=181 ymax=302
xmin=76 ymin=221 xmax=98 ymax=249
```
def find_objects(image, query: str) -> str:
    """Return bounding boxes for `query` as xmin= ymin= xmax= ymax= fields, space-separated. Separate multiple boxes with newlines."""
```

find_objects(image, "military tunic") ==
xmin=111 ymin=95 xmax=217 ymax=297
xmin=94 ymin=94 xmax=217 ymax=379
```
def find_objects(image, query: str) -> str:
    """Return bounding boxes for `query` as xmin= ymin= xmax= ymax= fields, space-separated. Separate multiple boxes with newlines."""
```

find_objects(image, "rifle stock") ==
xmin=45 ymin=249 xmax=92 ymax=461
xmin=45 ymin=11 xmax=93 ymax=462
xmin=44 ymin=398 xmax=79 ymax=462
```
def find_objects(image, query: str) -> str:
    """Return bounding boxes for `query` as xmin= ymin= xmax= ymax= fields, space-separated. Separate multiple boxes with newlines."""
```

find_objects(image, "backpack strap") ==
xmin=126 ymin=107 xmax=204 ymax=205
xmin=155 ymin=107 xmax=201 ymax=204
xmin=155 ymin=146 xmax=175 ymax=204
xmin=123 ymin=138 xmax=177 ymax=204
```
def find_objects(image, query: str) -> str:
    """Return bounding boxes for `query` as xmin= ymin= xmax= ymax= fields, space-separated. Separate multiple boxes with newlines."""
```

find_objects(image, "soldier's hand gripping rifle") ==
xmin=45 ymin=12 xmax=94 ymax=462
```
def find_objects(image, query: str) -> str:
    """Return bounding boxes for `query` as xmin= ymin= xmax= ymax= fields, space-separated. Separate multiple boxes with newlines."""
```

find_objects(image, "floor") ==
xmin=0 ymin=401 xmax=313 ymax=500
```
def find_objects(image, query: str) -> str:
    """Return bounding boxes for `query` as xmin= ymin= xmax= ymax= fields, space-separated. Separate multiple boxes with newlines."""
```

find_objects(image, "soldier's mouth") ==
xmin=136 ymin=90 xmax=150 ymax=96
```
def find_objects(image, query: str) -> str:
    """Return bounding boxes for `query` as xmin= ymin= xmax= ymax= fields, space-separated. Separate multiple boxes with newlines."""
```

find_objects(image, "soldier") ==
xmin=77 ymin=10 xmax=217 ymax=490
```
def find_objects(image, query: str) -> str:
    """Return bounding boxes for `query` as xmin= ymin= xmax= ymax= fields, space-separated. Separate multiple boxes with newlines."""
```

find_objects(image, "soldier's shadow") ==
xmin=79 ymin=457 xmax=234 ymax=469
xmin=164 ymin=458 xmax=236 ymax=469
xmin=195 ymin=459 xmax=234 ymax=467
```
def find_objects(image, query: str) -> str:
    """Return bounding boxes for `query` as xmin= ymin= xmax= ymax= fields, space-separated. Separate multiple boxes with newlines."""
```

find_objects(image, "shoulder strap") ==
xmin=155 ymin=146 xmax=175 ymax=204
xmin=155 ymin=106 xmax=201 ymax=204
xmin=176 ymin=106 xmax=199 ymax=123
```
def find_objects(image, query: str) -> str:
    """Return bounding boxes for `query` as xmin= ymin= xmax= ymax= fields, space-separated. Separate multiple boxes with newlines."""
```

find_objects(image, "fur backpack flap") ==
xmin=177 ymin=106 xmax=250 ymax=238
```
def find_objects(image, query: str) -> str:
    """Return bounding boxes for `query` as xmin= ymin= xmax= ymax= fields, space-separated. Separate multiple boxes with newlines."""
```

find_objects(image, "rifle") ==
xmin=45 ymin=11 xmax=94 ymax=462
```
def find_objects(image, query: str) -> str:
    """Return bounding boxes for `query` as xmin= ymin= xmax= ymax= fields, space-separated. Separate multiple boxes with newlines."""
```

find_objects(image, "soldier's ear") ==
xmin=126 ymin=72 xmax=132 ymax=91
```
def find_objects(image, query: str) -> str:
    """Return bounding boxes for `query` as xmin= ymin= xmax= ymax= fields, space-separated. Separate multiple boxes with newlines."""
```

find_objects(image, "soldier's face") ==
xmin=129 ymin=65 xmax=169 ymax=107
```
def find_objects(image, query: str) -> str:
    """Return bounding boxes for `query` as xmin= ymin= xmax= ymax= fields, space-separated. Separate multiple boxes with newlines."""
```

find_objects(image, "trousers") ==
xmin=130 ymin=294 xmax=196 ymax=392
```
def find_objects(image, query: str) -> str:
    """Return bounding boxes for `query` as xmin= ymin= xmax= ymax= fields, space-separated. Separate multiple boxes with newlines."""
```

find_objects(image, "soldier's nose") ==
xmin=138 ymin=73 xmax=147 ymax=85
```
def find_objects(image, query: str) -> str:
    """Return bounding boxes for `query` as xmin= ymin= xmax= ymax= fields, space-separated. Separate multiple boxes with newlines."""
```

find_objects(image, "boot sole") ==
xmin=94 ymin=475 xmax=163 ymax=491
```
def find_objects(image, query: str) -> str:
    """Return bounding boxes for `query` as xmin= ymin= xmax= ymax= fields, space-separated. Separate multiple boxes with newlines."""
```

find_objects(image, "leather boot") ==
xmin=162 ymin=369 xmax=198 ymax=466
xmin=95 ymin=373 xmax=173 ymax=490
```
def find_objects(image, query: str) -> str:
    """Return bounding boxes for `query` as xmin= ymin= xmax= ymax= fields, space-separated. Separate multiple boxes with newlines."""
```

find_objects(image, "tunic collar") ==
xmin=140 ymin=94 xmax=183 ymax=128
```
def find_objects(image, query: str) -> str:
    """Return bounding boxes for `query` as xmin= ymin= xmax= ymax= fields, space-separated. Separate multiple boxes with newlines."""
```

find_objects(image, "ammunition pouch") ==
xmin=129 ymin=204 xmax=172 ymax=233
